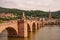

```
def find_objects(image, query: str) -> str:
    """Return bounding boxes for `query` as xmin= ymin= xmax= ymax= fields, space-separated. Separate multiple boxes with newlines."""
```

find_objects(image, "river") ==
xmin=0 ymin=25 xmax=60 ymax=40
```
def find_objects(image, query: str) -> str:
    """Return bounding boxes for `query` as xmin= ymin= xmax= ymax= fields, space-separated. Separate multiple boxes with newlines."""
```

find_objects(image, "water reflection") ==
xmin=34 ymin=25 xmax=60 ymax=40
xmin=0 ymin=25 xmax=60 ymax=40
xmin=0 ymin=29 xmax=8 ymax=40
xmin=8 ymin=31 xmax=35 ymax=40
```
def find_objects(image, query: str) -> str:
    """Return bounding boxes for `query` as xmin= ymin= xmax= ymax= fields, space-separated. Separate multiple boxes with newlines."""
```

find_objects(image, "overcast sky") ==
xmin=0 ymin=0 xmax=60 ymax=11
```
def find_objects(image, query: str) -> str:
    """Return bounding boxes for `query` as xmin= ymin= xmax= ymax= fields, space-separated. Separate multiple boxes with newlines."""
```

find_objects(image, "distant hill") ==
xmin=52 ymin=11 xmax=60 ymax=18
xmin=0 ymin=7 xmax=60 ymax=18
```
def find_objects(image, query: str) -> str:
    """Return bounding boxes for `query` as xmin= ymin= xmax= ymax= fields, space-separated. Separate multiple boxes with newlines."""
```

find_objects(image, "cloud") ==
xmin=0 ymin=0 xmax=60 ymax=11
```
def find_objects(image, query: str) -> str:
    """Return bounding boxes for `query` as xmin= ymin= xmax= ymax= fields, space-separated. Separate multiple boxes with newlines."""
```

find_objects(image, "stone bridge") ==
xmin=0 ymin=19 xmax=41 ymax=37
xmin=0 ymin=11 xmax=58 ymax=38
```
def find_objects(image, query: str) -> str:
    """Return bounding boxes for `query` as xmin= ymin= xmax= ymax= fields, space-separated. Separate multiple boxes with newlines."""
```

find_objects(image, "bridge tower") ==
xmin=18 ymin=12 xmax=27 ymax=37
xmin=48 ymin=10 xmax=52 ymax=18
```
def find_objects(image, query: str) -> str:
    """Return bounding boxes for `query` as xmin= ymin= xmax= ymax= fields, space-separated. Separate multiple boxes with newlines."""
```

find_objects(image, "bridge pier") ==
xmin=18 ymin=20 xmax=27 ymax=37
xmin=35 ymin=23 xmax=38 ymax=31
xmin=30 ymin=24 xmax=33 ymax=32
xmin=27 ymin=23 xmax=33 ymax=32
xmin=37 ymin=23 xmax=40 ymax=29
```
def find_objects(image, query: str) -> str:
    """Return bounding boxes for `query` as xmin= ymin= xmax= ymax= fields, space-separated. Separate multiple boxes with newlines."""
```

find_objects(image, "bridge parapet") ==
xmin=0 ymin=20 xmax=17 ymax=26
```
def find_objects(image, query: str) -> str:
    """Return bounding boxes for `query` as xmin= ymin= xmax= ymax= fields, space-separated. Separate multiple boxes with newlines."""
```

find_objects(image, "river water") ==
xmin=0 ymin=25 xmax=60 ymax=40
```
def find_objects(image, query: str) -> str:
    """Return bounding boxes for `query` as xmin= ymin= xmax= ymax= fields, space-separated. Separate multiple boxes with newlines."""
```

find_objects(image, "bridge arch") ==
xmin=0 ymin=27 xmax=17 ymax=37
xmin=32 ymin=22 xmax=36 ymax=31
xmin=37 ymin=23 xmax=39 ymax=28
xmin=27 ymin=23 xmax=30 ymax=32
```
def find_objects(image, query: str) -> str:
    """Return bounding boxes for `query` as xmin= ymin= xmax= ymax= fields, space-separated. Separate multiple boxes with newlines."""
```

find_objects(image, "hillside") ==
xmin=0 ymin=7 xmax=60 ymax=19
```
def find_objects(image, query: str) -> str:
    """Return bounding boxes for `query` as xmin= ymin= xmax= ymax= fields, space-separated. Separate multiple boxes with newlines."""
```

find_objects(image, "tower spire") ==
xmin=48 ymin=10 xmax=52 ymax=18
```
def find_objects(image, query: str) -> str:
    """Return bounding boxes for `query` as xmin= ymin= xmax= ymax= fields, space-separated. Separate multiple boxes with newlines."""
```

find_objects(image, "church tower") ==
xmin=48 ymin=10 xmax=52 ymax=18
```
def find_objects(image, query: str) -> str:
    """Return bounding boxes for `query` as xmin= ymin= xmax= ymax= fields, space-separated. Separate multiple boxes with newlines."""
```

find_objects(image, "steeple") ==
xmin=22 ymin=12 xmax=26 ymax=20
xmin=48 ymin=10 xmax=52 ymax=18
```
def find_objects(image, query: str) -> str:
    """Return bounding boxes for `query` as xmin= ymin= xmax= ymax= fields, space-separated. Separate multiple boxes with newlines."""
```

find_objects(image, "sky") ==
xmin=0 ymin=0 xmax=60 ymax=11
